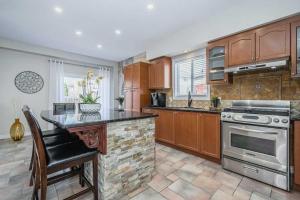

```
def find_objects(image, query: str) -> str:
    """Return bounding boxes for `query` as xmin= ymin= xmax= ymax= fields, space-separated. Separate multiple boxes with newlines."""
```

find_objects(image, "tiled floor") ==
xmin=1 ymin=137 xmax=300 ymax=200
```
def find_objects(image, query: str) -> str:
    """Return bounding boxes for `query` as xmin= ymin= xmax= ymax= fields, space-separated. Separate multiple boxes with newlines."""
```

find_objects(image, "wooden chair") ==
xmin=23 ymin=105 xmax=99 ymax=200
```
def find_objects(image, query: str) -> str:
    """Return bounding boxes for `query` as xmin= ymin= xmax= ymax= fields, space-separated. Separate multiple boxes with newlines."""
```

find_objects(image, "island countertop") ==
xmin=40 ymin=109 xmax=158 ymax=129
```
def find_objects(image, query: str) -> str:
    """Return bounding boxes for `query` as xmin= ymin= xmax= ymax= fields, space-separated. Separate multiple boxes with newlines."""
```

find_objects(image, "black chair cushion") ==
xmin=43 ymin=134 xmax=77 ymax=148
xmin=42 ymin=128 xmax=69 ymax=137
xmin=46 ymin=141 xmax=98 ymax=168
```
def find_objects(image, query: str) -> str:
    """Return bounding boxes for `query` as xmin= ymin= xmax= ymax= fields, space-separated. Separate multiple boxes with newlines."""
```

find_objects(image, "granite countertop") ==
xmin=40 ymin=109 xmax=158 ymax=128
xmin=143 ymin=106 xmax=222 ymax=114
xmin=291 ymin=110 xmax=300 ymax=121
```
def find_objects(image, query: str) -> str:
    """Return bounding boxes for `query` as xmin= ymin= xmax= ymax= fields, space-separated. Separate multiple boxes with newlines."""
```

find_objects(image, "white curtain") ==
xmin=98 ymin=67 xmax=111 ymax=112
xmin=49 ymin=59 xmax=64 ymax=110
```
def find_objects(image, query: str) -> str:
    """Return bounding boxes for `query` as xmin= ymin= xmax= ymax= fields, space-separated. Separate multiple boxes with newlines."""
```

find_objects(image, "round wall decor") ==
xmin=15 ymin=71 xmax=44 ymax=94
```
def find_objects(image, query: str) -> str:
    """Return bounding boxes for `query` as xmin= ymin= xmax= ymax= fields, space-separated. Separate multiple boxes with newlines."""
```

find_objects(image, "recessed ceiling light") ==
xmin=115 ymin=29 xmax=121 ymax=35
xmin=75 ymin=30 xmax=82 ymax=36
xmin=54 ymin=6 xmax=63 ymax=13
xmin=97 ymin=44 xmax=103 ymax=49
xmin=147 ymin=4 xmax=154 ymax=10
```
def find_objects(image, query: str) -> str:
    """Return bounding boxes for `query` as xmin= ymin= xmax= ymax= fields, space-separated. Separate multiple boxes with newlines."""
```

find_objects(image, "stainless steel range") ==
xmin=221 ymin=100 xmax=291 ymax=190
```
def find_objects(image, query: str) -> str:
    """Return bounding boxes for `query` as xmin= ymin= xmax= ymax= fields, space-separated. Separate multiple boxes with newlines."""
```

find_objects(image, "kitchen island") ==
xmin=41 ymin=109 xmax=157 ymax=200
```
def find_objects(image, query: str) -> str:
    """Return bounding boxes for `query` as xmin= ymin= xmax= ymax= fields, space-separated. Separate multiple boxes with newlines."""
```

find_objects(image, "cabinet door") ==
xmin=148 ymin=64 xmax=156 ymax=88
xmin=228 ymin=32 xmax=256 ymax=66
xmin=124 ymin=65 xmax=133 ymax=89
xmin=132 ymin=89 xmax=141 ymax=112
xmin=256 ymin=22 xmax=290 ymax=62
xmin=294 ymin=121 xmax=300 ymax=185
xmin=124 ymin=90 xmax=132 ymax=111
xmin=132 ymin=63 xmax=140 ymax=89
xmin=207 ymin=39 xmax=231 ymax=84
xmin=174 ymin=112 xmax=198 ymax=151
xmin=199 ymin=113 xmax=220 ymax=159
xmin=291 ymin=20 xmax=300 ymax=78
xmin=156 ymin=110 xmax=174 ymax=144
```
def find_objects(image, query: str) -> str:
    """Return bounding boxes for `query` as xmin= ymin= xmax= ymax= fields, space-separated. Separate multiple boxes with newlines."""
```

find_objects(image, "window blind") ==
xmin=174 ymin=53 xmax=208 ymax=98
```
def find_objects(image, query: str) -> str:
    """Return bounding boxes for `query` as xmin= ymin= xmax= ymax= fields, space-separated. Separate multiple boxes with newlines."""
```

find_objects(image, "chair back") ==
xmin=22 ymin=105 xmax=47 ymax=168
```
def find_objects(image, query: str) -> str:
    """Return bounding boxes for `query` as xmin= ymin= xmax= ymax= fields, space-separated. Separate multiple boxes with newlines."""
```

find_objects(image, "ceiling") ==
xmin=0 ymin=0 xmax=299 ymax=61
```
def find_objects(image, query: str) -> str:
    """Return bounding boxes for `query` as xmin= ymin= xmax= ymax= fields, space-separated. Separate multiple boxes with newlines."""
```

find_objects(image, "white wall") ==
xmin=146 ymin=0 xmax=300 ymax=59
xmin=0 ymin=39 xmax=118 ymax=139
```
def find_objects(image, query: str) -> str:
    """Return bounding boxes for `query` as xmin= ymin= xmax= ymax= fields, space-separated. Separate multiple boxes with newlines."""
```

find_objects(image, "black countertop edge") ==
xmin=143 ymin=106 xmax=222 ymax=114
xmin=291 ymin=116 xmax=300 ymax=121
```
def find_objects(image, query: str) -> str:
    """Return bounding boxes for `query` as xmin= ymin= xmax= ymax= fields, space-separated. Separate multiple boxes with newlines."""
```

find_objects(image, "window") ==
xmin=173 ymin=50 xmax=209 ymax=99
xmin=64 ymin=76 xmax=84 ymax=103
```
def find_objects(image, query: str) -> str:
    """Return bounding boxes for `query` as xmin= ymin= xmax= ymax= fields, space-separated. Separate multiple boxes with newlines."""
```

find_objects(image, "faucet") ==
xmin=187 ymin=91 xmax=193 ymax=108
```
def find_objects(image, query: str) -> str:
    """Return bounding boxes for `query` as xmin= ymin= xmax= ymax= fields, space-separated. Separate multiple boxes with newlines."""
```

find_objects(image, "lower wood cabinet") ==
xmin=294 ymin=121 xmax=300 ymax=186
xmin=174 ymin=112 xmax=198 ymax=152
xmin=156 ymin=110 xmax=175 ymax=144
xmin=199 ymin=113 xmax=221 ymax=159
xmin=142 ymin=108 xmax=221 ymax=161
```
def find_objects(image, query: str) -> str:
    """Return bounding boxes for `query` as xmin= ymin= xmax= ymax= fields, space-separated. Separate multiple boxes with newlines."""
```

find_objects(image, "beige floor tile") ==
xmin=160 ymin=188 xmax=185 ymax=200
xmin=166 ymin=173 xmax=179 ymax=182
xmin=130 ymin=188 xmax=167 ymax=200
xmin=239 ymin=177 xmax=272 ymax=197
xmin=214 ymin=171 xmax=242 ymax=189
xmin=233 ymin=187 xmax=252 ymax=200
xmin=168 ymin=179 xmax=211 ymax=200
xmin=192 ymin=174 xmax=222 ymax=194
xmin=219 ymin=184 xmax=236 ymax=195
xmin=271 ymin=187 xmax=300 ymax=200
xmin=156 ymin=163 xmax=177 ymax=176
xmin=250 ymin=192 xmax=271 ymax=200
xmin=175 ymin=164 xmax=203 ymax=182
xmin=148 ymin=174 xmax=172 ymax=192
xmin=210 ymin=189 xmax=236 ymax=200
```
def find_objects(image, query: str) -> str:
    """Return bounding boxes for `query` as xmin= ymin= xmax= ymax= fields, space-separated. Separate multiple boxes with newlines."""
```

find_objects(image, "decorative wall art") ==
xmin=14 ymin=71 xmax=44 ymax=94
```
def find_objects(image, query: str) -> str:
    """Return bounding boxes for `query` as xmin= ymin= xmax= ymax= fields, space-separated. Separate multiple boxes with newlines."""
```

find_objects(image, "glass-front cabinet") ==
xmin=207 ymin=39 xmax=231 ymax=84
xmin=291 ymin=20 xmax=300 ymax=78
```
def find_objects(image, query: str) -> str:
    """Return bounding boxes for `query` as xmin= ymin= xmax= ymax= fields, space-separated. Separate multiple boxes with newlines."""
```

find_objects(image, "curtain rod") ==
xmin=0 ymin=46 xmax=113 ymax=69
xmin=48 ymin=59 xmax=112 ymax=70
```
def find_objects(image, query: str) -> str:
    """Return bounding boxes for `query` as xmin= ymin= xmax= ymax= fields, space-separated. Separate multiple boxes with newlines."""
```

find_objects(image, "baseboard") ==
xmin=0 ymin=131 xmax=31 ymax=140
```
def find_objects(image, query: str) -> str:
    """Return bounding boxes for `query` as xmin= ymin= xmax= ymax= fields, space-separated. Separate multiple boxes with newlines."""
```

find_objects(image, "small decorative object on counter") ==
xmin=78 ymin=69 xmax=102 ymax=113
xmin=115 ymin=96 xmax=125 ymax=110
xmin=211 ymin=96 xmax=221 ymax=109
xmin=10 ymin=118 xmax=24 ymax=141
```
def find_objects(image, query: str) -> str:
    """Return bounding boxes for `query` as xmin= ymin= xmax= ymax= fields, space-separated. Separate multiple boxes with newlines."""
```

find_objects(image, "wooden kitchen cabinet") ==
xmin=207 ymin=39 xmax=232 ymax=84
xmin=291 ymin=20 xmax=300 ymax=78
xmin=149 ymin=57 xmax=171 ymax=89
xmin=174 ymin=111 xmax=199 ymax=151
xmin=228 ymin=32 xmax=256 ymax=66
xmin=198 ymin=113 xmax=221 ymax=159
xmin=124 ymin=62 xmax=150 ymax=112
xmin=156 ymin=110 xmax=174 ymax=144
xmin=256 ymin=22 xmax=290 ymax=62
xmin=294 ymin=121 xmax=300 ymax=186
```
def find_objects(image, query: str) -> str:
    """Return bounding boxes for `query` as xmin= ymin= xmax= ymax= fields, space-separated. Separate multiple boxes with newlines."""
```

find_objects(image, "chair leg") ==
xmin=80 ymin=164 xmax=85 ymax=187
xmin=29 ymin=143 xmax=34 ymax=170
xmin=30 ymin=153 xmax=36 ymax=186
xmin=40 ymin=171 xmax=47 ymax=200
xmin=92 ymin=156 xmax=98 ymax=200
xmin=32 ymin=162 xmax=40 ymax=200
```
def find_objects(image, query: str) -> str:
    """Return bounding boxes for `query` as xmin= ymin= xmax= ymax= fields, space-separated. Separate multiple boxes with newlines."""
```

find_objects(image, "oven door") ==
xmin=222 ymin=122 xmax=288 ymax=172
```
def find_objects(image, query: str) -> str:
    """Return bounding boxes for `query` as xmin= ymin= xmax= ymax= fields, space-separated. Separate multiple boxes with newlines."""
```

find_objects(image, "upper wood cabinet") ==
xmin=174 ymin=111 xmax=199 ymax=152
xmin=156 ymin=110 xmax=174 ymax=144
xmin=291 ymin=20 xmax=300 ymax=78
xmin=256 ymin=22 xmax=290 ymax=62
xmin=207 ymin=39 xmax=231 ymax=84
xmin=149 ymin=57 xmax=172 ymax=89
xmin=123 ymin=62 xmax=150 ymax=112
xmin=228 ymin=32 xmax=256 ymax=66
xmin=198 ymin=113 xmax=220 ymax=159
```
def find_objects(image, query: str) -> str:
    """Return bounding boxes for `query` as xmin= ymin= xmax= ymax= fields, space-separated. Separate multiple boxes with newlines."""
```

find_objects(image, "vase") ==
xmin=10 ymin=118 xmax=25 ymax=141
xmin=79 ymin=103 xmax=101 ymax=113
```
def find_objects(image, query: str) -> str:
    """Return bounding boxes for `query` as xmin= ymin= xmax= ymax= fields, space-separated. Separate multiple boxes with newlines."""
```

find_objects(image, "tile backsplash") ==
xmin=158 ymin=68 xmax=300 ymax=111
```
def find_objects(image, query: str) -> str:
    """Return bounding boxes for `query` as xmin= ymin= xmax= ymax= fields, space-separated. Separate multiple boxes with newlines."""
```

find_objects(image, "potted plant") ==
xmin=115 ymin=96 xmax=125 ymax=110
xmin=78 ymin=69 xmax=102 ymax=113
xmin=211 ymin=96 xmax=220 ymax=108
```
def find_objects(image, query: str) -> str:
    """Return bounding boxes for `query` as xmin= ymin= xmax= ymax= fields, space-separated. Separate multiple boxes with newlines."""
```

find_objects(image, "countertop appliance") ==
xmin=150 ymin=92 xmax=166 ymax=107
xmin=221 ymin=100 xmax=291 ymax=190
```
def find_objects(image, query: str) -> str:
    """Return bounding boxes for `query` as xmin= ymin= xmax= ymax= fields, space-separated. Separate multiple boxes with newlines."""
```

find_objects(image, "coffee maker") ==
xmin=150 ymin=92 xmax=166 ymax=107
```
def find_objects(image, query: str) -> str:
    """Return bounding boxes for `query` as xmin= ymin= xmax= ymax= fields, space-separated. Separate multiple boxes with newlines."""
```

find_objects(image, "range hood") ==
xmin=224 ymin=59 xmax=288 ymax=74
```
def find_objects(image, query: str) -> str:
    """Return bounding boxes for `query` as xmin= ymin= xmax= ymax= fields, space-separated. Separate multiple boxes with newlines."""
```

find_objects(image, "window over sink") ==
xmin=173 ymin=49 xmax=210 ymax=100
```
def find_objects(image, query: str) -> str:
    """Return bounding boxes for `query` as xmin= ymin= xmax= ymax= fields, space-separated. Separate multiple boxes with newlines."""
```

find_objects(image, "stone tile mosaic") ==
xmin=1 ymin=136 xmax=300 ymax=200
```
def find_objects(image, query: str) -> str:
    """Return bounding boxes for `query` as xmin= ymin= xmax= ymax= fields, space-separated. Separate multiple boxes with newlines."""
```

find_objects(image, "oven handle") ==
xmin=229 ymin=126 xmax=278 ymax=135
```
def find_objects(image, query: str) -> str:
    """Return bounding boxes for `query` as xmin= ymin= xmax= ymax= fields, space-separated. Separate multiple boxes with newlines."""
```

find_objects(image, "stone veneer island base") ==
xmin=85 ymin=117 xmax=156 ymax=200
